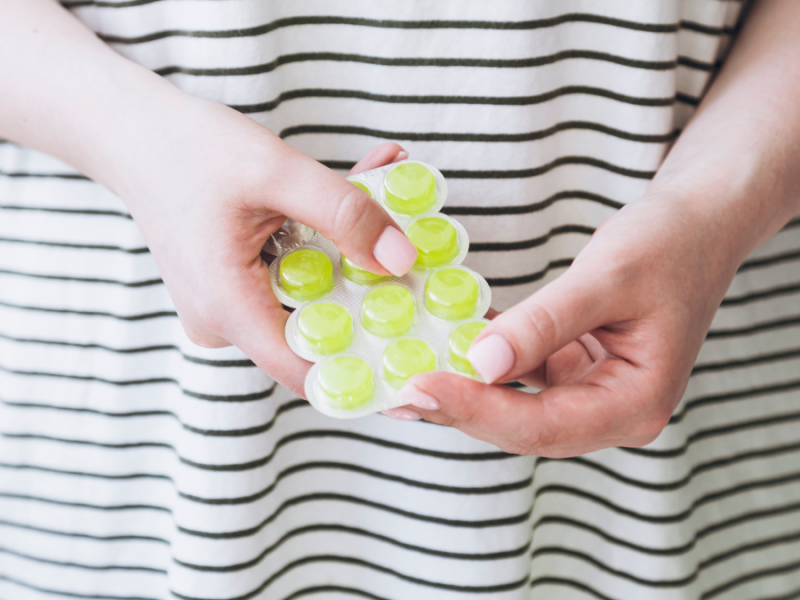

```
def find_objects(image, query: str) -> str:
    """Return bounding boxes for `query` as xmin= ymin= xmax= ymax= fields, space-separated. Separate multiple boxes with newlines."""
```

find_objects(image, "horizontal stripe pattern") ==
xmin=8 ymin=1 xmax=800 ymax=600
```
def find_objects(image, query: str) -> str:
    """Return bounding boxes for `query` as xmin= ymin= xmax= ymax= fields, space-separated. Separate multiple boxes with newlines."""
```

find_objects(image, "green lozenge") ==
xmin=407 ymin=216 xmax=459 ymax=268
xmin=318 ymin=355 xmax=375 ymax=410
xmin=382 ymin=337 xmax=437 ymax=389
xmin=448 ymin=320 xmax=489 ymax=376
xmin=297 ymin=302 xmax=354 ymax=355
xmin=341 ymin=255 xmax=390 ymax=285
xmin=424 ymin=267 xmax=480 ymax=321
xmin=383 ymin=162 xmax=437 ymax=216
xmin=351 ymin=180 xmax=373 ymax=197
xmin=279 ymin=248 xmax=335 ymax=301
xmin=361 ymin=284 xmax=416 ymax=338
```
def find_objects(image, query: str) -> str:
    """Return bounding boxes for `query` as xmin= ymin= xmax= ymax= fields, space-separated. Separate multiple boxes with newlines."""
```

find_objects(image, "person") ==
xmin=1 ymin=0 xmax=798 ymax=598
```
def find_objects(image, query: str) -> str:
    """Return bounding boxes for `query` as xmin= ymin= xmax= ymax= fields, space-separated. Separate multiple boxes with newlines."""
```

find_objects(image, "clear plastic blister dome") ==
xmin=268 ymin=160 xmax=491 ymax=419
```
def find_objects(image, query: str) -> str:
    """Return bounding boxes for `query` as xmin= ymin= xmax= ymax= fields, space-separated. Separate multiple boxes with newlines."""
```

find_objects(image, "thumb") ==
xmin=466 ymin=268 xmax=616 ymax=383
xmin=270 ymin=150 xmax=417 ymax=277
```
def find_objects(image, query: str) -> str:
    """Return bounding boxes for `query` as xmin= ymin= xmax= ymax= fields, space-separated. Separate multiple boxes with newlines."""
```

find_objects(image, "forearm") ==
xmin=0 ymin=0 xmax=189 ymax=192
xmin=649 ymin=0 xmax=800 ymax=268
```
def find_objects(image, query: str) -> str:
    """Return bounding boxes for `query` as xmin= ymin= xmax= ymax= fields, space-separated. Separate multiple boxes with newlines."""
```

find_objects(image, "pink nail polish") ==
xmin=399 ymin=384 xmax=440 ymax=410
xmin=373 ymin=226 xmax=418 ymax=276
xmin=393 ymin=151 xmax=409 ymax=162
xmin=466 ymin=334 xmax=515 ymax=383
xmin=381 ymin=407 xmax=423 ymax=421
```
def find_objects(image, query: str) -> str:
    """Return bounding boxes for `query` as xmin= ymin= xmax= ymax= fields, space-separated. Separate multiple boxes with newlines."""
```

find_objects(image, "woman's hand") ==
xmin=0 ymin=0 xmax=418 ymax=396
xmin=385 ymin=189 xmax=741 ymax=456
xmin=115 ymin=97 xmax=417 ymax=396
xmin=384 ymin=0 xmax=800 ymax=454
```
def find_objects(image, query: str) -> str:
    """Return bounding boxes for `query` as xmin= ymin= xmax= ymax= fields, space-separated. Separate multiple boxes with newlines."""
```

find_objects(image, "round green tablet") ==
xmin=350 ymin=180 xmax=373 ymax=197
xmin=407 ymin=217 xmax=459 ymax=268
xmin=424 ymin=267 xmax=480 ymax=320
xmin=341 ymin=255 xmax=390 ymax=285
xmin=279 ymin=249 xmax=334 ymax=301
xmin=361 ymin=284 xmax=416 ymax=338
xmin=448 ymin=320 xmax=488 ymax=376
xmin=382 ymin=338 xmax=437 ymax=389
xmin=297 ymin=302 xmax=353 ymax=355
xmin=383 ymin=162 xmax=437 ymax=215
xmin=318 ymin=355 xmax=375 ymax=410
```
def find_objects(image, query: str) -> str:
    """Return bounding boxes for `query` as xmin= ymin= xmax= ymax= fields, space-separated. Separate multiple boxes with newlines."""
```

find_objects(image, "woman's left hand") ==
xmin=384 ymin=188 xmax=744 ymax=456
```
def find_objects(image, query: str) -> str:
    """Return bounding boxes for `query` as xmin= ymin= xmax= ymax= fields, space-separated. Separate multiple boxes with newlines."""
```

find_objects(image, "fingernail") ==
xmin=381 ymin=407 xmax=423 ymax=420
xmin=467 ymin=334 xmax=515 ymax=384
xmin=399 ymin=384 xmax=440 ymax=410
xmin=393 ymin=150 xmax=409 ymax=162
xmin=373 ymin=226 xmax=418 ymax=276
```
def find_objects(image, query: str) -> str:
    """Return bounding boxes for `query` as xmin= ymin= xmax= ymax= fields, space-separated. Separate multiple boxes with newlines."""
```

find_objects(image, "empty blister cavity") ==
xmin=448 ymin=319 xmax=489 ymax=377
xmin=382 ymin=337 xmax=437 ymax=390
xmin=340 ymin=255 xmax=391 ymax=285
xmin=361 ymin=283 xmax=416 ymax=338
xmin=406 ymin=214 xmax=465 ymax=269
xmin=278 ymin=248 xmax=335 ymax=302
xmin=424 ymin=266 xmax=483 ymax=321
xmin=317 ymin=355 xmax=376 ymax=411
xmin=296 ymin=301 xmax=354 ymax=356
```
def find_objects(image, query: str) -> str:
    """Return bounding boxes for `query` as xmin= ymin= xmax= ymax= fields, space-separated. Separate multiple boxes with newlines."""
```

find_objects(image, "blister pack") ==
xmin=268 ymin=160 xmax=492 ymax=419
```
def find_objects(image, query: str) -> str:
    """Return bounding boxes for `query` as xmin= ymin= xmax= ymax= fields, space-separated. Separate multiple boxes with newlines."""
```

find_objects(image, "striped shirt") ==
xmin=2 ymin=1 xmax=800 ymax=599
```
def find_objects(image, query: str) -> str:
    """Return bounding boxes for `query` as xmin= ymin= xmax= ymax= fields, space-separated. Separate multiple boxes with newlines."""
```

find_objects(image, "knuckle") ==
xmin=332 ymin=188 xmax=378 ymax=243
xmin=520 ymin=300 xmax=560 ymax=349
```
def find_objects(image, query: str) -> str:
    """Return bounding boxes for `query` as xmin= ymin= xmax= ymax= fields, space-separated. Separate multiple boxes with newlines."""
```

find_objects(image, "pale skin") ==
xmin=2 ymin=1 xmax=799 ymax=457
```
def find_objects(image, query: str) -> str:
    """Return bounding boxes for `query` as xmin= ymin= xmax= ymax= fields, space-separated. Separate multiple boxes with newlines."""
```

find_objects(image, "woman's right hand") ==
xmin=106 ymin=94 xmax=417 ymax=395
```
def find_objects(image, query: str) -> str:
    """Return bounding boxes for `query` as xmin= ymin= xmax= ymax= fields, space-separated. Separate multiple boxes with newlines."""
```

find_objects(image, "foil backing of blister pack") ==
xmin=267 ymin=160 xmax=492 ymax=419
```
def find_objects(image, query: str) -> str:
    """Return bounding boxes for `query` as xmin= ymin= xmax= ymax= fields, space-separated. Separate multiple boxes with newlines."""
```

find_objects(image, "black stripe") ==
xmin=692 ymin=347 xmax=800 ymax=374
xmin=0 ymin=517 xmax=167 ymax=544
xmin=535 ymin=470 xmax=800 ymax=524
xmin=538 ymin=440 xmax=800 ymax=492
xmin=154 ymin=51 xmax=677 ymax=78
xmin=0 ymin=236 xmax=148 ymax=254
xmin=0 ymin=363 xmax=276 ymax=402
xmin=707 ymin=314 xmax=800 ymax=339
xmin=231 ymin=86 xmax=676 ymax=113
xmin=443 ymin=190 xmax=623 ymax=216
xmin=721 ymin=281 xmax=800 ymax=306
xmin=625 ymin=411 xmax=800 ymax=458
xmin=739 ymin=247 xmax=800 ymax=272
xmin=677 ymin=55 xmax=716 ymax=72
xmin=178 ymin=493 xmax=532 ymax=539
xmin=470 ymin=225 xmax=595 ymax=252
xmin=532 ymin=529 xmax=800 ymax=588
xmin=327 ymin=156 xmax=655 ymax=180
xmin=702 ymin=559 xmax=800 ymax=599
xmin=530 ymin=577 xmax=613 ymax=599
xmin=0 ymin=435 xmax=525 ymax=497
xmin=671 ymin=378 xmax=800 ymax=425
xmin=0 ymin=491 xmax=169 ymax=513
xmin=171 ymin=555 xmax=528 ymax=600
xmin=0 ymin=545 xmax=165 ymax=573
xmin=0 ymin=204 xmax=132 ymax=219
xmin=279 ymin=122 xmax=677 ymax=144
xmin=0 ymin=267 xmax=161 ymax=288
xmin=679 ymin=20 xmax=737 ymax=36
xmin=0 ymin=170 xmax=88 ymax=180
xmin=0 ymin=297 xmax=176 ymax=320
xmin=534 ymin=503 xmax=800 ymax=557
xmin=95 ymin=14 xmax=681 ymax=44
xmin=0 ymin=331 xmax=254 ymax=367
xmin=281 ymin=586 xmax=389 ymax=600
xmin=444 ymin=156 xmax=656 ymax=180
xmin=0 ymin=401 xmax=511 ymax=459
xmin=677 ymin=92 xmax=701 ymax=106
xmin=1 ymin=397 xmax=306 ymax=438
xmin=176 ymin=524 xmax=529 ymax=572
xmin=485 ymin=258 xmax=574 ymax=287
xmin=0 ymin=573 xmax=158 ymax=600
